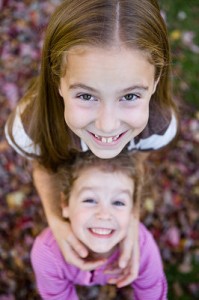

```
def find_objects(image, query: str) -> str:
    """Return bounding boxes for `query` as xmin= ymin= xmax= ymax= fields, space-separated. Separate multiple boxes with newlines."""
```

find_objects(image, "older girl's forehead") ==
xmin=65 ymin=44 xmax=151 ymax=64
xmin=62 ymin=45 xmax=155 ymax=88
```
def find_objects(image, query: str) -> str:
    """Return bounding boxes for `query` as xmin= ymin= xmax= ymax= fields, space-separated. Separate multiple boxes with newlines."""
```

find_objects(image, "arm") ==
xmin=32 ymin=161 xmax=105 ymax=270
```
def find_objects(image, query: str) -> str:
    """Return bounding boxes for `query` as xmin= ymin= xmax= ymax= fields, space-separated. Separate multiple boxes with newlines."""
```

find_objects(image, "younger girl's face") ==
xmin=59 ymin=46 xmax=158 ymax=159
xmin=62 ymin=168 xmax=134 ymax=256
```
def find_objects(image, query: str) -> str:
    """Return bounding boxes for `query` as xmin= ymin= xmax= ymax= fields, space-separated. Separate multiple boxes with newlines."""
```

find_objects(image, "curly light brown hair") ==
xmin=57 ymin=150 xmax=144 ymax=212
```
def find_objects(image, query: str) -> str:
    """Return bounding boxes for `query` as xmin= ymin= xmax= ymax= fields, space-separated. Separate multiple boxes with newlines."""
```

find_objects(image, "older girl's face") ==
xmin=59 ymin=46 xmax=158 ymax=159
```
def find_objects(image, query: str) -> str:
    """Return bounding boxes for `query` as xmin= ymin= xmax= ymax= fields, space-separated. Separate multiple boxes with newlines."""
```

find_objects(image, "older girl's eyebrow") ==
xmin=69 ymin=83 xmax=149 ymax=93
xmin=69 ymin=83 xmax=97 ymax=93
xmin=121 ymin=85 xmax=149 ymax=93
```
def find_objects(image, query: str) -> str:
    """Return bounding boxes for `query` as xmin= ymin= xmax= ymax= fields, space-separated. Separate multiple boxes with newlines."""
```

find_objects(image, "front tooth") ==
xmin=113 ymin=134 xmax=119 ymax=141
xmin=101 ymin=137 xmax=113 ymax=143
xmin=99 ymin=136 xmax=118 ymax=143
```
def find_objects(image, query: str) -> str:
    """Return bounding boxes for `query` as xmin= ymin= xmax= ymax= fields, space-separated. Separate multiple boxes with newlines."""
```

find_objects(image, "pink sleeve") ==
xmin=132 ymin=224 xmax=168 ymax=300
xmin=30 ymin=230 xmax=79 ymax=300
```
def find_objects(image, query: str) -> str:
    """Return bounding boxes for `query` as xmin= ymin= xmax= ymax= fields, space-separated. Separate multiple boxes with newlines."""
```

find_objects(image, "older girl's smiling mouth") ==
xmin=88 ymin=131 xmax=128 ymax=144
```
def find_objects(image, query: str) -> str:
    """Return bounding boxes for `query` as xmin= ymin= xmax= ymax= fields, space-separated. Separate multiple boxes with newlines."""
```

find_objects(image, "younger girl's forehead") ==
xmin=74 ymin=166 xmax=134 ymax=183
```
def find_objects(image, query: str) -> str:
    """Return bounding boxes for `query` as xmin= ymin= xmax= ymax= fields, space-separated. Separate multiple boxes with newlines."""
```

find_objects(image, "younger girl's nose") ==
xmin=96 ymin=203 xmax=112 ymax=220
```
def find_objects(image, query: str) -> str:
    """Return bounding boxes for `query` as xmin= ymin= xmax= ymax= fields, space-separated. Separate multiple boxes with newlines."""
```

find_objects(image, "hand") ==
xmin=50 ymin=217 xmax=106 ymax=271
xmin=105 ymin=214 xmax=140 ymax=288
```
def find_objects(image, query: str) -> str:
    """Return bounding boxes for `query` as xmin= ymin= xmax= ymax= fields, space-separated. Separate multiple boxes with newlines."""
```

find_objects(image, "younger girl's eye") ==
xmin=82 ymin=198 xmax=96 ymax=204
xmin=113 ymin=200 xmax=125 ymax=207
xmin=122 ymin=93 xmax=139 ymax=101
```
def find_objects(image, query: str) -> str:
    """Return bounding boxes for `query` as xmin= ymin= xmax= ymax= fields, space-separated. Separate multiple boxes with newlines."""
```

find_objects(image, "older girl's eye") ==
xmin=122 ymin=93 xmax=139 ymax=101
xmin=78 ymin=94 xmax=94 ymax=101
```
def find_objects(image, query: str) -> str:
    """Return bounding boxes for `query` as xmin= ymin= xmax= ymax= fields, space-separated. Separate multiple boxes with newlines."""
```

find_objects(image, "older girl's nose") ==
xmin=95 ymin=103 xmax=120 ymax=133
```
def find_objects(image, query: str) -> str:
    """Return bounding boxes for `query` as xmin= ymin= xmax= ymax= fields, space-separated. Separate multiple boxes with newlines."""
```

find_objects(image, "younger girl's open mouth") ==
xmin=88 ymin=227 xmax=115 ymax=238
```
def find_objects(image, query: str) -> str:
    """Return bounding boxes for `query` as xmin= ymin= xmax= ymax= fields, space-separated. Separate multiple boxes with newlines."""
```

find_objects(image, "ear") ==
xmin=58 ymin=87 xmax=63 ymax=97
xmin=132 ymin=205 xmax=140 ymax=219
xmin=152 ymin=76 xmax=160 ymax=94
xmin=60 ymin=192 xmax=69 ymax=218
xmin=62 ymin=206 xmax=70 ymax=219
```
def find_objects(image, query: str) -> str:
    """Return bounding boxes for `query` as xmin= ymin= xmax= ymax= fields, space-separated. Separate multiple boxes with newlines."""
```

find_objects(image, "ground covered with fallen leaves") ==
xmin=0 ymin=1 xmax=198 ymax=299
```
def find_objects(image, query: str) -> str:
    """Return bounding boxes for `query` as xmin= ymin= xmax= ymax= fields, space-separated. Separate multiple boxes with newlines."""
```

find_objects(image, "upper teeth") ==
xmin=94 ymin=134 xmax=120 ymax=143
xmin=91 ymin=228 xmax=112 ymax=235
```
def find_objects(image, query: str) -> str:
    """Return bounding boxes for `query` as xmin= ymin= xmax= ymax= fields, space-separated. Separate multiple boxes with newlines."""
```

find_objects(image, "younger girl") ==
xmin=31 ymin=151 xmax=167 ymax=300
xmin=5 ymin=0 xmax=178 ymax=286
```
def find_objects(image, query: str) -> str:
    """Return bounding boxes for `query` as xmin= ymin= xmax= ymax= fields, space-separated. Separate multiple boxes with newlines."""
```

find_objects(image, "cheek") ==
xmin=118 ymin=213 xmax=131 ymax=231
xmin=70 ymin=212 xmax=85 ymax=236
xmin=63 ymin=103 xmax=90 ymax=129
xmin=70 ymin=210 xmax=88 ymax=227
xmin=125 ymin=105 xmax=149 ymax=128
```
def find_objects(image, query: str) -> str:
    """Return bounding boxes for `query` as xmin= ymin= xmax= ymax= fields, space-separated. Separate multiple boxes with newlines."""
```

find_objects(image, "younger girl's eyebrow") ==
xmin=77 ymin=186 xmax=132 ymax=199
xmin=69 ymin=83 xmax=149 ymax=93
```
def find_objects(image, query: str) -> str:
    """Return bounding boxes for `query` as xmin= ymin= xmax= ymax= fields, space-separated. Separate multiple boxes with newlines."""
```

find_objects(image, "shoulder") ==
xmin=5 ymin=101 xmax=40 ymax=157
xmin=128 ymin=110 xmax=178 ymax=151
xmin=138 ymin=223 xmax=155 ymax=248
xmin=30 ymin=227 xmax=74 ymax=279
xmin=133 ymin=224 xmax=168 ymax=299
xmin=138 ymin=223 xmax=162 ymax=254
xmin=31 ymin=228 xmax=63 ymax=265
xmin=30 ymin=228 xmax=83 ymax=298
xmin=137 ymin=223 xmax=166 ymax=281
xmin=31 ymin=227 xmax=79 ymax=278
xmin=138 ymin=223 xmax=165 ymax=273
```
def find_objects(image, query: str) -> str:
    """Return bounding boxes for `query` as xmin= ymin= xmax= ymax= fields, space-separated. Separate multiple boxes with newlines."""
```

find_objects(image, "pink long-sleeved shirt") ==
xmin=31 ymin=223 xmax=167 ymax=300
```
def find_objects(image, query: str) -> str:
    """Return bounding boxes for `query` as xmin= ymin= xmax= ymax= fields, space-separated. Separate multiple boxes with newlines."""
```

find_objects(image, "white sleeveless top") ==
xmin=5 ymin=101 xmax=178 ymax=158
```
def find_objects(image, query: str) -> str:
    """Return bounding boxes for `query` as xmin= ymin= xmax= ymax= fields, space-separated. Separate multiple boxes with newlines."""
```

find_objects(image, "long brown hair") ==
xmin=8 ymin=0 xmax=177 ymax=170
